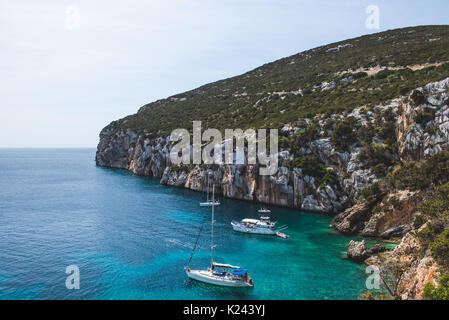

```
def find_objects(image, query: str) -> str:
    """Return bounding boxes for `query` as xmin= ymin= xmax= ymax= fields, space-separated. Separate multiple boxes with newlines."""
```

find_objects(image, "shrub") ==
xmin=411 ymin=90 xmax=426 ymax=105
xmin=320 ymin=169 xmax=338 ymax=188
xmin=362 ymin=181 xmax=382 ymax=202
xmin=384 ymin=151 xmax=449 ymax=192
xmin=430 ymin=230 xmax=449 ymax=266
xmin=359 ymin=143 xmax=394 ymax=177
xmin=374 ymin=69 xmax=395 ymax=80
xmin=373 ymin=108 xmax=397 ymax=147
xmin=290 ymin=121 xmax=320 ymax=153
xmin=413 ymin=214 xmax=427 ymax=229
xmin=423 ymin=274 xmax=449 ymax=300
xmin=425 ymin=126 xmax=437 ymax=136
xmin=357 ymin=123 xmax=376 ymax=144
xmin=323 ymin=118 xmax=336 ymax=132
xmin=359 ymin=291 xmax=392 ymax=300
xmin=388 ymin=162 xmax=428 ymax=191
xmin=292 ymin=155 xmax=326 ymax=178
xmin=424 ymin=151 xmax=449 ymax=186
xmin=278 ymin=136 xmax=290 ymax=149
xmin=399 ymin=87 xmax=411 ymax=96
xmin=415 ymin=111 xmax=434 ymax=124
xmin=330 ymin=117 xmax=358 ymax=151
xmin=415 ymin=182 xmax=449 ymax=269
xmin=352 ymin=72 xmax=368 ymax=79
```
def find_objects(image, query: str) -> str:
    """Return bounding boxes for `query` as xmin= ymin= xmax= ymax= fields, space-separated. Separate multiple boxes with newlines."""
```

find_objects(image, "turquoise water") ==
xmin=0 ymin=149 xmax=377 ymax=300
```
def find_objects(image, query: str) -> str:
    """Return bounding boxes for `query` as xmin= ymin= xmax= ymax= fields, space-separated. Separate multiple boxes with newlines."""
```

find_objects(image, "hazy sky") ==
xmin=1 ymin=0 xmax=448 ymax=147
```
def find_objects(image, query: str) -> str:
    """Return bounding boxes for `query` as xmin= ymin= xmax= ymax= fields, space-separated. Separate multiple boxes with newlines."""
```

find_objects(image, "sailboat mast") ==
xmin=206 ymin=172 xmax=209 ymax=202
xmin=211 ymin=184 xmax=215 ymax=268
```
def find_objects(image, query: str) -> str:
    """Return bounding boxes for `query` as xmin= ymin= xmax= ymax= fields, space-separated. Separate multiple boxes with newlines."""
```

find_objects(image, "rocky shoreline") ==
xmin=97 ymin=77 xmax=449 ymax=214
xmin=96 ymin=77 xmax=449 ymax=299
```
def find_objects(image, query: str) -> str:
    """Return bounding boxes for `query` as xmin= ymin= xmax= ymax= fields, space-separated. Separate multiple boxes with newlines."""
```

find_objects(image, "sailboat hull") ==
xmin=186 ymin=269 xmax=253 ymax=287
xmin=199 ymin=201 xmax=220 ymax=207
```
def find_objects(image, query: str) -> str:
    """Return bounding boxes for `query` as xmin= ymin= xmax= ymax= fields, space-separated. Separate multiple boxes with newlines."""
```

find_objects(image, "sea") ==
xmin=0 ymin=148 xmax=385 ymax=299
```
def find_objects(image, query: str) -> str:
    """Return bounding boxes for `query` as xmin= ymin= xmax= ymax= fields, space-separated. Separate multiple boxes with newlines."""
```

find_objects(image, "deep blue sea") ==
xmin=0 ymin=148 xmax=381 ymax=300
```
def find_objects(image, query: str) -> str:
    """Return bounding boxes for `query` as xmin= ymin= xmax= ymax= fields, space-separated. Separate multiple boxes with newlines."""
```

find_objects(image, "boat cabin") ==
xmin=241 ymin=217 xmax=275 ymax=228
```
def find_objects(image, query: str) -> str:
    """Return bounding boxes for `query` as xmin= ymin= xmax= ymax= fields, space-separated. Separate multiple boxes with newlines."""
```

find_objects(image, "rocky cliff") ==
xmin=97 ymin=77 xmax=449 ymax=216
xmin=334 ymin=77 xmax=449 ymax=236
xmin=96 ymin=76 xmax=449 ymax=299
xmin=96 ymin=26 xmax=449 ymax=299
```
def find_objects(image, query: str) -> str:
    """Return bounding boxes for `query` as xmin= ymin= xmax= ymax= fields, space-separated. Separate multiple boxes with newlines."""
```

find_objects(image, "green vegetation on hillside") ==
xmin=102 ymin=26 xmax=449 ymax=138
xmin=361 ymin=150 xmax=449 ymax=202
xmin=424 ymin=274 xmax=449 ymax=300
xmin=360 ymin=150 xmax=449 ymax=282
xmin=417 ymin=182 xmax=449 ymax=267
xmin=418 ymin=182 xmax=449 ymax=300
xmin=330 ymin=116 xmax=358 ymax=151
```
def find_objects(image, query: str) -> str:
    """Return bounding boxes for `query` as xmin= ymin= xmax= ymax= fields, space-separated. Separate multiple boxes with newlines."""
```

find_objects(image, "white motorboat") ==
xmin=186 ymin=186 xmax=253 ymax=288
xmin=231 ymin=216 xmax=289 ymax=238
xmin=257 ymin=207 xmax=271 ymax=214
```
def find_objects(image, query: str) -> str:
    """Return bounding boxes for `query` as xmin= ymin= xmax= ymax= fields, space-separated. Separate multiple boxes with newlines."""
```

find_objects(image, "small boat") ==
xmin=199 ymin=172 xmax=221 ymax=207
xmin=231 ymin=216 xmax=289 ymax=238
xmin=275 ymin=231 xmax=290 ymax=239
xmin=186 ymin=186 xmax=253 ymax=288
xmin=257 ymin=207 xmax=271 ymax=214
xmin=199 ymin=200 xmax=221 ymax=207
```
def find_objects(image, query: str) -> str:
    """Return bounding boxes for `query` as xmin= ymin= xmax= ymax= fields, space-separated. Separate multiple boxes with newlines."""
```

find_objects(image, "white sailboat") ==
xmin=186 ymin=186 xmax=254 ymax=288
xmin=199 ymin=172 xmax=220 ymax=207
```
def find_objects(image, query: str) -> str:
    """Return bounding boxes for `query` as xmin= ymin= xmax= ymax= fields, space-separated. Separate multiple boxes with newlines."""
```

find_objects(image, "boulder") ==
xmin=367 ymin=243 xmax=387 ymax=254
xmin=347 ymin=240 xmax=367 ymax=262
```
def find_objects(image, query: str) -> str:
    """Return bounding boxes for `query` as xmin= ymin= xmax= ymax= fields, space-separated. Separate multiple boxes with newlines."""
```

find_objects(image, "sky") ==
xmin=0 ymin=0 xmax=448 ymax=148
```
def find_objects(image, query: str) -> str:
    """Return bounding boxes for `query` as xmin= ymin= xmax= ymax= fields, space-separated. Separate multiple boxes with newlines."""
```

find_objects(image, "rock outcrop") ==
xmin=333 ymin=190 xmax=426 ymax=238
xmin=367 ymin=243 xmax=388 ymax=254
xmin=367 ymin=231 xmax=440 ymax=300
xmin=347 ymin=240 xmax=368 ymax=262
xmin=398 ymin=78 xmax=449 ymax=161
xmin=96 ymin=77 xmax=449 ymax=223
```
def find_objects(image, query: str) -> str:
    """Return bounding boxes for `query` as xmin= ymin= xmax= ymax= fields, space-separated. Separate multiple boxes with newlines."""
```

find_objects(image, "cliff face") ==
xmin=97 ymin=133 xmax=352 ymax=213
xmin=366 ymin=230 xmax=440 ymax=300
xmin=398 ymin=78 xmax=449 ymax=161
xmin=96 ymin=77 xmax=449 ymax=218
xmin=96 ymin=77 xmax=449 ymax=299
xmin=333 ymin=77 xmax=449 ymax=234
xmin=95 ymin=25 xmax=449 ymax=299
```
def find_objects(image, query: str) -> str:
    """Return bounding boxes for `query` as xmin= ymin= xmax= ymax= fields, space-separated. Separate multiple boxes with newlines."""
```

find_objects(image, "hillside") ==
xmin=102 ymin=25 xmax=449 ymax=138
xmin=96 ymin=25 xmax=449 ymax=300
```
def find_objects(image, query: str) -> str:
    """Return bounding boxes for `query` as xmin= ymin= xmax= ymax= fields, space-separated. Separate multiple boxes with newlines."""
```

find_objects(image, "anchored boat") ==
xmin=186 ymin=186 xmax=253 ymax=288
xmin=231 ymin=216 xmax=289 ymax=238
xmin=186 ymin=263 xmax=253 ymax=287
xmin=199 ymin=172 xmax=220 ymax=207
xmin=257 ymin=207 xmax=271 ymax=214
